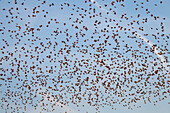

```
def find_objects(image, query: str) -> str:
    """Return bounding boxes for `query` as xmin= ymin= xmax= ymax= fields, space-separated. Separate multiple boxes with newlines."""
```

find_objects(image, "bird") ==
xmin=0 ymin=0 xmax=169 ymax=113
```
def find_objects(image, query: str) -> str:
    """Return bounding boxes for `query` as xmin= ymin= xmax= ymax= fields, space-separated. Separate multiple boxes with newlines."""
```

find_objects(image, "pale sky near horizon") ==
xmin=0 ymin=0 xmax=169 ymax=113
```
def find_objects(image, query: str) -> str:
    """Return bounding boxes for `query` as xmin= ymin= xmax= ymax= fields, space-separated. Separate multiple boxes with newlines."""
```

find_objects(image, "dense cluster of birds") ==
xmin=0 ymin=0 xmax=169 ymax=113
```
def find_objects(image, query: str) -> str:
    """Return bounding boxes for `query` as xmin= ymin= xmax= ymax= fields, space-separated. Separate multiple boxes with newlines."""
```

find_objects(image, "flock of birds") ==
xmin=0 ymin=0 xmax=169 ymax=113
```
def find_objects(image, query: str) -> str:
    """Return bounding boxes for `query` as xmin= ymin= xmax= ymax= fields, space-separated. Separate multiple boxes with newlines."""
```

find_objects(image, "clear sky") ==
xmin=0 ymin=0 xmax=169 ymax=113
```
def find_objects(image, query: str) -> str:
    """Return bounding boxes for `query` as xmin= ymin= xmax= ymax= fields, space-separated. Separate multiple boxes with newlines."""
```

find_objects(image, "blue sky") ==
xmin=0 ymin=0 xmax=170 ymax=113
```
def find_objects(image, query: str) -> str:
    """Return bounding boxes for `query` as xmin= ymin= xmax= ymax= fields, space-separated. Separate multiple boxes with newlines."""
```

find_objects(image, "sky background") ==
xmin=0 ymin=0 xmax=170 ymax=113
